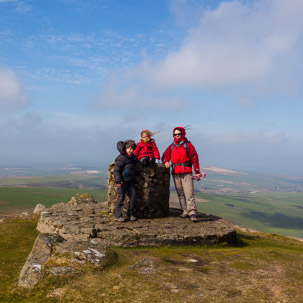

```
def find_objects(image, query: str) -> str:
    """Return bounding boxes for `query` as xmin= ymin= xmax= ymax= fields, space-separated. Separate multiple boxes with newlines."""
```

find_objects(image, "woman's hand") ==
xmin=164 ymin=162 xmax=170 ymax=168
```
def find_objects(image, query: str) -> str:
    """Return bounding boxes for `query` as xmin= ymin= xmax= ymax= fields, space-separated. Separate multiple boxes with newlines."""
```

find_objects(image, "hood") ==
xmin=141 ymin=129 xmax=150 ymax=135
xmin=173 ymin=126 xmax=186 ymax=143
xmin=117 ymin=141 xmax=125 ymax=154
xmin=117 ymin=140 xmax=137 ymax=154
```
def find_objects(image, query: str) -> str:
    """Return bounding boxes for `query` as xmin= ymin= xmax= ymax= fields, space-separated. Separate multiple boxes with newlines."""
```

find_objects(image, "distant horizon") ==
xmin=0 ymin=159 xmax=302 ymax=179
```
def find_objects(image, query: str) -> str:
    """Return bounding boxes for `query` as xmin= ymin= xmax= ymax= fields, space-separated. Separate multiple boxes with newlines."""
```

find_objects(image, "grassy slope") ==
xmin=1 ymin=217 xmax=303 ymax=303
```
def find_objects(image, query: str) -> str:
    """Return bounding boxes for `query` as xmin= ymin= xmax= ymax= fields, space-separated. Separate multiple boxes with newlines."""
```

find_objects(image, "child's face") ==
xmin=141 ymin=132 xmax=150 ymax=143
xmin=126 ymin=146 xmax=133 ymax=155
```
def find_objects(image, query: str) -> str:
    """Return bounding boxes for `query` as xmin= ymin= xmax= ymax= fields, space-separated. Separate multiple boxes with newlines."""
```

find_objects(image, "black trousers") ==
xmin=140 ymin=157 xmax=156 ymax=167
xmin=115 ymin=182 xmax=136 ymax=218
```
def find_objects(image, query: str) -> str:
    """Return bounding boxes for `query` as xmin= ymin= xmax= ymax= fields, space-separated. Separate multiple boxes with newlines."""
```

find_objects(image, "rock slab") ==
xmin=37 ymin=194 xmax=237 ymax=247
xmin=18 ymin=233 xmax=65 ymax=288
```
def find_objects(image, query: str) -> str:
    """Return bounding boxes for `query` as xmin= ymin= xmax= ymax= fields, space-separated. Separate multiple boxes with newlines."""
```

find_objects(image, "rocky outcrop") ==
xmin=18 ymin=233 xmax=65 ymax=288
xmin=18 ymin=194 xmax=111 ymax=289
xmin=107 ymin=163 xmax=170 ymax=218
xmin=19 ymin=194 xmax=237 ymax=288
xmin=37 ymin=194 xmax=237 ymax=247
xmin=33 ymin=203 xmax=47 ymax=215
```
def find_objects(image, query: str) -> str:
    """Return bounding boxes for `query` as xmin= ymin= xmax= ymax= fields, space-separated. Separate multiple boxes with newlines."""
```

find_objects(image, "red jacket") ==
xmin=133 ymin=139 xmax=160 ymax=160
xmin=161 ymin=127 xmax=200 ymax=175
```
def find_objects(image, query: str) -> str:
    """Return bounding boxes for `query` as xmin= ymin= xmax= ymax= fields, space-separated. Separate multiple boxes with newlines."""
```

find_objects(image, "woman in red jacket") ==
xmin=162 ymin=127 xmax=206 ymax=222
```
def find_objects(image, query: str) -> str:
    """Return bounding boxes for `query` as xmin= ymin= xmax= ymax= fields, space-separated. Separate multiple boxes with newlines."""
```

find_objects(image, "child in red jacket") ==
xmin=134 ymin=130 xmax=160 ymax=170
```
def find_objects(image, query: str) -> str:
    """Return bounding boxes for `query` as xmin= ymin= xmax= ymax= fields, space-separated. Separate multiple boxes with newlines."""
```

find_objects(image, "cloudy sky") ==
xmin=0 ymin=0 xmax=302 ymax=176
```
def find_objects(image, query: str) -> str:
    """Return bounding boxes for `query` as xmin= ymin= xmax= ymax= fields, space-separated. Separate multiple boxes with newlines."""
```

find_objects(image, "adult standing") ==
xmin=162 ymin=127 xmax=206 ymax=222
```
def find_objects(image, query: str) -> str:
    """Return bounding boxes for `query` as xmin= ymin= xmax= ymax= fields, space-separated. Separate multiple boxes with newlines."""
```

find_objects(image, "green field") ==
xmin=0 ymin=187 xmax=107 ymax=216
xmin=0 ymin=174 xmax=107 ymax=188
xmin=192 ymin=192 xmax=303 ymax=238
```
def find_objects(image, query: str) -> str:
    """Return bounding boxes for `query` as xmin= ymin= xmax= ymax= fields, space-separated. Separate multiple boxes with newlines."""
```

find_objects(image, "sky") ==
xmin=0 ymin=0 xmax=303 ymax=176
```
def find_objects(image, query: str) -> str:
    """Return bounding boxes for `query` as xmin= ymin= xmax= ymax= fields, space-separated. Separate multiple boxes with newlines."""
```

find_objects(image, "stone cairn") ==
xmin=18 ymin=192 xmax=237 ymax=289
xmin=107 ymin=162 xmax=170 ymax=218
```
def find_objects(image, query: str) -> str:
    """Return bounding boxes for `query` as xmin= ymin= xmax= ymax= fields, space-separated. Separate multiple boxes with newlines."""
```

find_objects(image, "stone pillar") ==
xmin=107 ymin=163 xmax=170 ymax=218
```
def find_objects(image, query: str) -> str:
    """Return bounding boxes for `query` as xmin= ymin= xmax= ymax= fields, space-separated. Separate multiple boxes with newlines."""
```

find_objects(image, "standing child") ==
xmin=114 ymin=139 xmax=139 ymax=222
xmin=133 ymin=130 xmax=160 ymax=170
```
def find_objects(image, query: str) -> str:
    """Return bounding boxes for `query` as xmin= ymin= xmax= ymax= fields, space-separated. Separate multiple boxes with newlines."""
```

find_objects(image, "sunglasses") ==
xmin=174 ymin=133 xmax=182 ymax=136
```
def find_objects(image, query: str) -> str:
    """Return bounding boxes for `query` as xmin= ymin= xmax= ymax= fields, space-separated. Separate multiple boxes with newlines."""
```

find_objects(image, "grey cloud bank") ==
xmin=0 ymin=113 xmax=302 ymax=177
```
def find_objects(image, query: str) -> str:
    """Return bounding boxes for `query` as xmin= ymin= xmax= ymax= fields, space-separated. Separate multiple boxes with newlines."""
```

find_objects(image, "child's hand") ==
xmin=117 ymin=182 xmax=123 ymax=187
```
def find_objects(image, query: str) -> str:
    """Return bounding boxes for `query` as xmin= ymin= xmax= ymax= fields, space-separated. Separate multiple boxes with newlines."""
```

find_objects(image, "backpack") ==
xmin=170 ymin=141 xmax=192 ymax=172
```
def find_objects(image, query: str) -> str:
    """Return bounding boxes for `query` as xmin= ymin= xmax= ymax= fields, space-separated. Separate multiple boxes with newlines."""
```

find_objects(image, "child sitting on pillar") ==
xmin=133 ymin=129 xmax=160 ymax=176
xmin=114 ymin=139 xmax=139 ymax=222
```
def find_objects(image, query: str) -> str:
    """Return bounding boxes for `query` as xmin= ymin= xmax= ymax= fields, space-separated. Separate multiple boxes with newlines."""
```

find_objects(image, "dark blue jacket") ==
xmin=114 ymin=141 xmax=139 ymax=184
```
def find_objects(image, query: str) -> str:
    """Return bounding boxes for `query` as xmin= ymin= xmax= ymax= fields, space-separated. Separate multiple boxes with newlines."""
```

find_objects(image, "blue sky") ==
xmin=0 ymin=0 xmax=303 ymax=176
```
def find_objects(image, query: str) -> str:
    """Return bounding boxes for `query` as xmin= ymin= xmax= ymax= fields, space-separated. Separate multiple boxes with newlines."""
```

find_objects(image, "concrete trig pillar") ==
xmin=107 ymin=163 xmax=170 ymax=218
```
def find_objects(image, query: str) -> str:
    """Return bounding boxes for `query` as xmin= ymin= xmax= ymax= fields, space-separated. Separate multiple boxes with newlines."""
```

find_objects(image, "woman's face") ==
xmin=173 ymin=130 xmax=182 ymax=139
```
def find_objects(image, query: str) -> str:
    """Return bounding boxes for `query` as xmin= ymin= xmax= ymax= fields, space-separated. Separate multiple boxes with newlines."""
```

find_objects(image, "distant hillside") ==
xmin=196 ymin=166 xmax=303 ymax=193
xmin=1 ymin=163 xmax=302 ymax=193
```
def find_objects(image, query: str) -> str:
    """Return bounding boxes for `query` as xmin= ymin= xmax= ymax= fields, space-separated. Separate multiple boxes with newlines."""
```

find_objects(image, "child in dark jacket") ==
xmin=114 ymin=139 xmax=139 ymax=222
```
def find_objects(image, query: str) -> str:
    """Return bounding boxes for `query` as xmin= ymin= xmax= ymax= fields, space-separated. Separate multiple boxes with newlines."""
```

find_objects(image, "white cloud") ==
xmin=169 ymin=0 xmax=203 ymax=27
xmin=95 ymin=74 xmax=186 ymax=112
xmin=0 ymin=68 xmax=29 ymax=111
xmin=0 ymin=0 xmax=32 ymax=13
xmin=95 ymin=0 xmax=303 ymax=111
xmin=15 ymin=1 xmax=31 ymax=13
xmin=150 ymin=0 xmax=303 ymax=89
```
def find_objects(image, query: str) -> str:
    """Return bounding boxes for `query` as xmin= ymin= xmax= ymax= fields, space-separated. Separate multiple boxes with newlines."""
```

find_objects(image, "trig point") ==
xmin=107 ymin=163 xmax=170 ymax=218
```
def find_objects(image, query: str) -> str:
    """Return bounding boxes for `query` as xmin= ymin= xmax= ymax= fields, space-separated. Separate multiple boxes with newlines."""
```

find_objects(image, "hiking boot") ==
xmin=180 ymin=213 xmax=189 ymax=218
xmin=114 ymin=217 xmax=126 ymax=222
xmin=129 ymin=215 xmax=137 ymax=221
xmin=190 ymin=215 xmax=198 ymax=222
